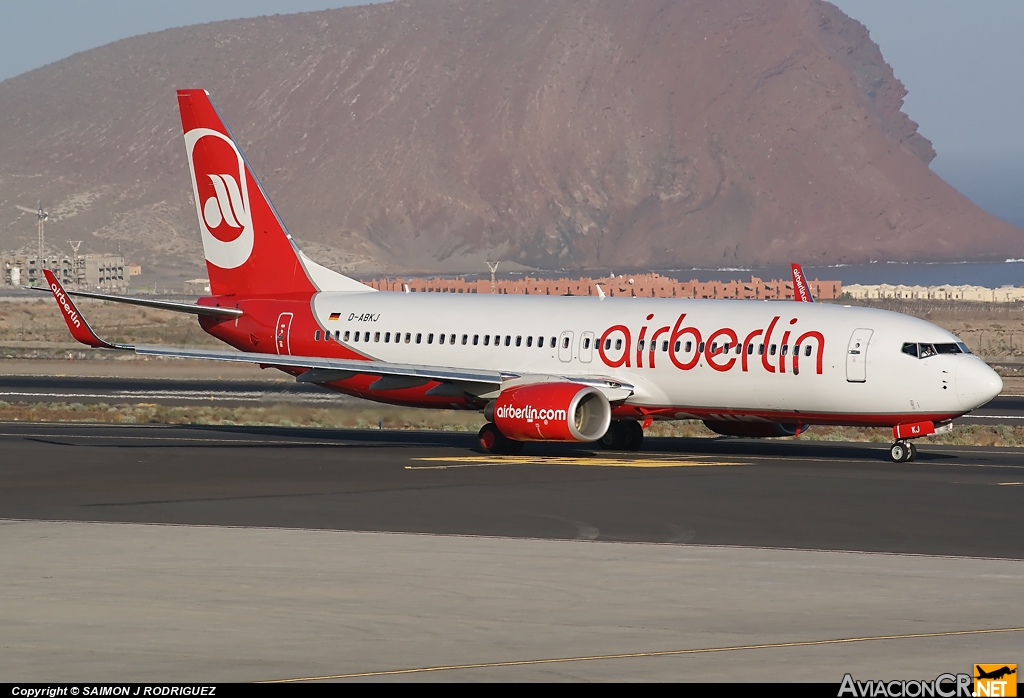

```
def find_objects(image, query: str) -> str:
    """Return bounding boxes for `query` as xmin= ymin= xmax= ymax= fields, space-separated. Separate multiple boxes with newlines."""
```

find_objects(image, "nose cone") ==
xmin=956 ymin=358 xmax=1003 ymax=410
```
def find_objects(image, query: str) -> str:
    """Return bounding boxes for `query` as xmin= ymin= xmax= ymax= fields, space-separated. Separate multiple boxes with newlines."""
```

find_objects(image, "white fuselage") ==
xmin=309 ymin=292 xmax=1002 ymax=424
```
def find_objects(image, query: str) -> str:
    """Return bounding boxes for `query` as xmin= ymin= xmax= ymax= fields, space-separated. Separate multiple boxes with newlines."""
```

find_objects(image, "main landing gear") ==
xmin=600 ymin=420 xmax=644 ymax=451
xmin=889 ymin=440 xmax=917 ymax=463
xmin=478 ymin=423 xmax=523 ymax=455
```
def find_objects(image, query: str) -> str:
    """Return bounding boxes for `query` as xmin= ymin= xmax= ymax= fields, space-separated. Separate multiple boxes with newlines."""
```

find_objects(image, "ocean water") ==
xmin=656 ymin=261 xmax=1024 ymax=287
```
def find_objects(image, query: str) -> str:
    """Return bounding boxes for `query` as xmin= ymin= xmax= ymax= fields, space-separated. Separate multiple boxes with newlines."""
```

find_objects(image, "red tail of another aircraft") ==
xmin=177 ymin=89 xmax=369 ymax=298
xmin=791 ymin=263 xmax=814 ymax=303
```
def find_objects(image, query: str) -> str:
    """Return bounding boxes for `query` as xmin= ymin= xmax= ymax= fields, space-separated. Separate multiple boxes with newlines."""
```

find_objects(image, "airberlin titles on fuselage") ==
xmin=597 ymin=313 xmax=824 ymax=375
xmin=325 ymin=308 xmax=826 ymax=376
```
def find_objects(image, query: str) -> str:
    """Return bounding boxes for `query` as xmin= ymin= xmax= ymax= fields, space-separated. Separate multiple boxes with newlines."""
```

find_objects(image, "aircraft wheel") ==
xmin=622 ymin=420 xmax=644 ymax=451
xmin=599 ymin=421 xmax=622 ymax=450
xmin=907 ymin=442 xmax=917 ymax=462
xmin=478 ymin=423 xmax=522 ymax=455
xmin=890 ymin=441 xmax=911 ymax=463
xmin=600 ymin=421 xmax=644 ymax=451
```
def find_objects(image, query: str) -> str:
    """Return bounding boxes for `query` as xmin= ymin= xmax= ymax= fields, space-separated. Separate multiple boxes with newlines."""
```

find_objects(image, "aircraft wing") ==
xmin=41 ymin=270 xmax=633 ymax=400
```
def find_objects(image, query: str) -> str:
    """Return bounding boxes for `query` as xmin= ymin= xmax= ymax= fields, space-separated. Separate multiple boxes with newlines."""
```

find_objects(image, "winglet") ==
xmin=43 ymin=270 xmax=131 ymax=349
xmin=790 ymin=263 xmax=814 ymax=303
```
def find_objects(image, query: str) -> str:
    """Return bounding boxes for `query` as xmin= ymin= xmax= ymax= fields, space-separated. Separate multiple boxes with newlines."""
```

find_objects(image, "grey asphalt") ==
xmin=1 ymin=422 xmax=1022 ymax=557
xmin=3 ymin=423 xmax=1023 ymax=682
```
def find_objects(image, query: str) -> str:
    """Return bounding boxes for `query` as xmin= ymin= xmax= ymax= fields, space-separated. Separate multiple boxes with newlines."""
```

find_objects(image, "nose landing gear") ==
xmin=889 ymin=440 xmax=917 ymax=463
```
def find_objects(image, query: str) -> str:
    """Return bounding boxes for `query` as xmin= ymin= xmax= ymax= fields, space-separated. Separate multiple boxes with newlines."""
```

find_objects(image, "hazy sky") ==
xmin=1 ymin=0 xmax=1021 ymax=224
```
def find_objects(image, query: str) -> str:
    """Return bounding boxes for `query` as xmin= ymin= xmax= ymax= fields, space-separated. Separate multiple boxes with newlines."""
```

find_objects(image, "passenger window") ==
xmin=484 ymin=335 xmax=490 ymax=346
xmin=781 ymin=345 xmax=788 ymax=356
xmin=315 ymin=330 xmax=322 ymax=341
xmin=638 ymin=340 xmax=645 ymax=351
xmin=550 ymin=337 xmax=557 ymax=348
xmin=698 ymin=342 xmax=705 ymax=353
xmin=353 ymin=332 xmax=359 ymax=342
xmin=416 ymin=333 xmax=422 ymax=344
xmin=505 ymin=335 xmax=511 ymax=347
xmin=374 ymin=332 xmax=380 ymax=342
xmin=450 ymin=334 xmax=456 ymax=345
xmin=334 ymin=331 xmax=340 ymax=341
xmin=527 ymin=336 xmax=534 ymax=347
xmin=364 ymin=332 xmax=370 ymax=342
xmin=537 ymin=336 xmax=544 ymax=348
xmin=404 ymin=333 xmax=411 ymax=343
xmin=516 ymin=336 xmax=522 ymax=347
xmin=662 ymin=341 xmax=669 ymax=352
xmin=710 ymin=342 xmax=717 ymax=353
xmin=582 ymin=337 xmax=589 ymax=349
xmin=605 ymin=338 xmax=612 ymax=350
xmin=735 ymin=344 xmax=742 ymax=355
xmin=769 ymin=344 xmax=777 ymax=356
xmin=723 ymin=342 xmax=730 ymax=353
xmin=383 ymin=332 xmax=389 ymax=343
xmin=758 ymin=344 xmax=765 ymax=355
xmin=804 ymin=345 xmax=812 ymax=357
xmin=427 ymin=333 xmax=434 ymax=344
xmin=615 ymin=339 xmax=622 ymax=350
xmin=344 ymin=331 xmax=351 ymax=341
xmin=563 ymin=337 xmax=570 ymax=349
xmin=473 ymin=335 xmax=479 ymax=345
xmin=462 ymin=335 xmax=468 ymax=345
xmin=747 ymin=344 xmax=754 ymax=355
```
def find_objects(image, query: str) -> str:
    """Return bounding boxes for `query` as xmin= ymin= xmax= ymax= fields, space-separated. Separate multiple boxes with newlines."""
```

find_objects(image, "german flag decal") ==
xmin=329 ymin=312 xmax=342 ymax=321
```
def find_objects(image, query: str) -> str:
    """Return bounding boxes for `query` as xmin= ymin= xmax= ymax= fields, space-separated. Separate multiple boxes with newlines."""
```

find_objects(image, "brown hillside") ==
xmin=0 ymin=0 xmax=1020 ymax=277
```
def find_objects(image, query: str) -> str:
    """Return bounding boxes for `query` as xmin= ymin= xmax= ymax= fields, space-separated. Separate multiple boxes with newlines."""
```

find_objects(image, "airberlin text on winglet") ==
xmin=597 ymin=313 xmax=825 ymax=375
xmin=49 ymin=280 xmax=82 ymax=329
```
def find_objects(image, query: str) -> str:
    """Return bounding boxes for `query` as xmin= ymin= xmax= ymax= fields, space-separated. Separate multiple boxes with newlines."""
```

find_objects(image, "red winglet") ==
xmin=790 ymin=263 xmax=814 ymax=303
xmin=43 ymin=269 xmax=126 ymax=349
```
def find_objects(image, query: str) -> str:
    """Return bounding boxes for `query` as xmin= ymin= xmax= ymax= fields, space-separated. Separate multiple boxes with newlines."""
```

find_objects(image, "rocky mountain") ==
xmin=0 ymin=0 xmax=1020 ymax=279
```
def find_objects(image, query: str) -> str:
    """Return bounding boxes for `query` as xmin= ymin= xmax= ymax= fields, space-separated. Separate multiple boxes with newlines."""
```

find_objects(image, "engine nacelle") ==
xmin=487 ymin=383 xmax=612 ymax=442
xmin=703 ymin=420 xmax=807 ymax=438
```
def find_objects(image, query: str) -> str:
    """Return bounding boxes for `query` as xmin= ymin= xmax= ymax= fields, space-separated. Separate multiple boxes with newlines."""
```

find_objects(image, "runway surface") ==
xmin=2 ymin=422 xmax=1022 ymax=558
xmin=3 ymin=422 xmax=1024 ymax=681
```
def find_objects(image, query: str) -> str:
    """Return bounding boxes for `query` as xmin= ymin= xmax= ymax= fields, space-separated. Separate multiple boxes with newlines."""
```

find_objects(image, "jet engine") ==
xmin=486 ymin=383 xmax=612 ymax=442
xmin=703 ymin=420 xmax=807 ymax=438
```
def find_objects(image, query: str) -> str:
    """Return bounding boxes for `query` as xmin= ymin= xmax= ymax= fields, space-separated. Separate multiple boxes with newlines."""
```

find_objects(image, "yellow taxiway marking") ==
xmin=262 ymin=625 xmax=1024 ymax=682
xmin=407 ymin=455 xmax=746 ymax=469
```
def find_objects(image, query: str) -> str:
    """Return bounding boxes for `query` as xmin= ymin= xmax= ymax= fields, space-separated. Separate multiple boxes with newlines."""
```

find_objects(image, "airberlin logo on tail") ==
xmin=184 ymin=127 xmax=254 ymax=270
xmin=202 ymin=173 xmax=247 ymax=232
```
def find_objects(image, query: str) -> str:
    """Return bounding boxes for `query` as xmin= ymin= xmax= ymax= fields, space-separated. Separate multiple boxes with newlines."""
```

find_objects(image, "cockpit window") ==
xmin=906 ymin=342 xmax=964 ymax=359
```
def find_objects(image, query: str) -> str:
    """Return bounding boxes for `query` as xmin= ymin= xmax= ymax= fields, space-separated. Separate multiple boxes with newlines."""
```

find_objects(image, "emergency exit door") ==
xmin=846 ymin=328 xmax=873 ymax=382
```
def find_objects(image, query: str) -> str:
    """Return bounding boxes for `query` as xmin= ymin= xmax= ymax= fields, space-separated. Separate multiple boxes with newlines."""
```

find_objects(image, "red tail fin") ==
xmin=177 ymin=90 xmax=370 ymax=298
xmin=790 ymin=263 xmax=814 ymax=303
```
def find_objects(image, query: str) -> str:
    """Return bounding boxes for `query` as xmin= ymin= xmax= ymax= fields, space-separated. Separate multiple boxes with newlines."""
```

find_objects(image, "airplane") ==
xmin=40 ymin=89 xmax=1003 ymax=462
xmin=975 ymin=666 xmax=1016 ymax=681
